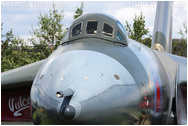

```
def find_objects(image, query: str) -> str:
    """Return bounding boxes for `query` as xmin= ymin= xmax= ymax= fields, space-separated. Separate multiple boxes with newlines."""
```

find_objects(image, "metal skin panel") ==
xmin=31 ymin=37 xmax=172 ymax=124
xmin=37 ymin=50 xmax=135 ymax=102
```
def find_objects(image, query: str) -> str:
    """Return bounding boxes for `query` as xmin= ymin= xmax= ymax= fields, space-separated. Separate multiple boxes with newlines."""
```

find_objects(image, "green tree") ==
xmin=30 ymin=4 xmax=65 ymax=55
xmin=173 ymin=40 xmax=187 ymax=57
xmin=178 ymin=21 xmax=187 ymax=39
xmin=1 ymin=24 xmax=14 ymax=53
xmin=142 ymin=35 xmax=152 ymax=47
xmin=1 ymin=4 xmax=66 ymax=72
xmin=1 ymin=25 xmax=15 ymax=72
xmin=1 ymin=25 xmax=34 ymax=72
xmin=125 ymin=11 xmax=151 ymax=47
xmin=172 ymin=21 xmax=187 ymax=57
xmin=74 ymin=2 xmax=84 ymax=19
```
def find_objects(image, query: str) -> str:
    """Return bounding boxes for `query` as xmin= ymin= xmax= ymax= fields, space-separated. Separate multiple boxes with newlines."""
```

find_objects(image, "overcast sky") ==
xmin=1 ymin=1 xmax=187 ymax=42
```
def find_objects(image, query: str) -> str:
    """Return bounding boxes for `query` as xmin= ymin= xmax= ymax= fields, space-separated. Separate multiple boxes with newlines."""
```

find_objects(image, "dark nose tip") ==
xmin=60 ymin=105 xmax=75 ymax=120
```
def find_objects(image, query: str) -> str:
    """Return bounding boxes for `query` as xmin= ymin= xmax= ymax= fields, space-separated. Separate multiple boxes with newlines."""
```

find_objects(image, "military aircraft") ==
xmin=1 ymin=1 xmax=187 ymax=125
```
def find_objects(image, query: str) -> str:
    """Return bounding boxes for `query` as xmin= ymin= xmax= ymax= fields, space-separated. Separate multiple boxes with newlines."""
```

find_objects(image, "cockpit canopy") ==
xmin=62 ymin=13 xmax=128 ymax=45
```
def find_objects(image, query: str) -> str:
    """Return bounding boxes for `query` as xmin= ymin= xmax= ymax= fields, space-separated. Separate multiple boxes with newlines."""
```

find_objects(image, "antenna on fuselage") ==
xmin=151 ymin=1 xmax=173 ymax=53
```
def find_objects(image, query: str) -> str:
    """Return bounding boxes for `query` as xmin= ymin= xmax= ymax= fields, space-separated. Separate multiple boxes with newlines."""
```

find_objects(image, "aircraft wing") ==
xmin=2 ymin=59 xmax=46 ymax=89
xmin=1 ymin=59 xmax=46 ymax=123
xmin=153 ymin=50 xmax=187 ymax=125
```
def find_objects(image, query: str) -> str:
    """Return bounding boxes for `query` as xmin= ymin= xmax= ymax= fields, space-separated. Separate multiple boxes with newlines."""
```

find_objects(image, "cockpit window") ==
xmin=117 ymin=31 xmax=124 ymax=40
xmin=117 ymin=21 xmax=127 ymax=36
xmin=86 ymin=21 xmax=98 ymax=34
xmin=72 ymin=23 xmax=82 ymax=36
xmin=102 ymin=23 xmax=113 ymax=37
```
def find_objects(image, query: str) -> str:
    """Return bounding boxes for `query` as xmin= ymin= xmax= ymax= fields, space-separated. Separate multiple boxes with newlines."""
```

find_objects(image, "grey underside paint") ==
xmin=56 ymin=38 xmax=148 ymax=84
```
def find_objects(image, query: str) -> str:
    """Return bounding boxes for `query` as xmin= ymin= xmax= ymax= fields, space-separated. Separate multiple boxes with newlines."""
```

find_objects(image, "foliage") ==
xmin=178 ymin=21 xmax=187 ymax=39
xmin=1 ymin=24 xmax=14 ymax=53
xmin=142 ymin=35 xmax=152 ymax=47
xmin=30 ymin=4 xmax=65 ymax=53
xmin=1 ymin=4 xmax=65 ymax=72
xmin=172 ymin=21 xmax=187 ymax=57
xmin=172 ymin=39 xmax=187 ymax=57
xmin=125 ymin=11 xmax=187 ymax=57
xmin=1 ymin=27 xmax=34 ymax=72
xmin=125 ymin=11 xmax=151 ymax=47
xmin=74 ymin=2 xmax=84 ymax=19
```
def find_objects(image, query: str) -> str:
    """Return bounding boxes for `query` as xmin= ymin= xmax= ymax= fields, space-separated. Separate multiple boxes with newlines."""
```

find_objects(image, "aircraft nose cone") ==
xmin=31 ymin=50 xmax=136 ymax=124
xmin=35 ymin=50 xmax=135 ymax=102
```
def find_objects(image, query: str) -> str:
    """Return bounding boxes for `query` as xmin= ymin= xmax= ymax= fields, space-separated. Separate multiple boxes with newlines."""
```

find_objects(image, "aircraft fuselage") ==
xmin=31 ymin=38 xmax=172 ymax=124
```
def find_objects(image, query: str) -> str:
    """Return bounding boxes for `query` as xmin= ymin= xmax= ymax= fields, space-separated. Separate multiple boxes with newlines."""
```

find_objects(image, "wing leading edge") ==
xmin=1 ymin=59 xmax=46 ymax=89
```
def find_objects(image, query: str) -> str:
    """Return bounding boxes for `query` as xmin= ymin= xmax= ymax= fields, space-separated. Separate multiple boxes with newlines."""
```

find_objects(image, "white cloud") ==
xmin=1 ymin=1 xmax=187 ymax=40
xmin=63 ymin=11 xmax=75 ymax=28
xmin=102 ymin=1 xmax=187 ymax=38
xmin=172 ymin=1 xmax=187 ymax=38
xmin=103 ymin=2 xmax=156 ymax=37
